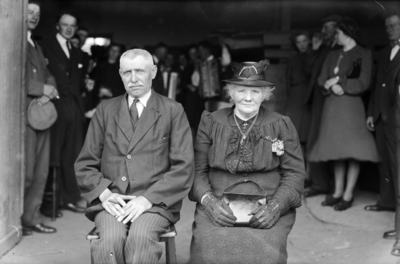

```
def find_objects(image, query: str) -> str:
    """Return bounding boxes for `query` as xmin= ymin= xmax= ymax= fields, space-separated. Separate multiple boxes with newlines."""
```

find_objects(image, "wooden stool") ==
xmin=86 ymin=224 xmax=177 ymax=264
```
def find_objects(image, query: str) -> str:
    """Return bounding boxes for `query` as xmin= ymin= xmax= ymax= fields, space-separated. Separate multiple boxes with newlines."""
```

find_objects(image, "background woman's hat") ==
xmin=223 ymin=60 xmax=275 ymax=87
xmin=27 ymin=100 xmax=58 ymax=130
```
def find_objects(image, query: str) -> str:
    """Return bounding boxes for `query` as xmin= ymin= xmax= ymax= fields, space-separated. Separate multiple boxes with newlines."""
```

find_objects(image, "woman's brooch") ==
xmin=265 ymin=136 xmax=284 ymax=156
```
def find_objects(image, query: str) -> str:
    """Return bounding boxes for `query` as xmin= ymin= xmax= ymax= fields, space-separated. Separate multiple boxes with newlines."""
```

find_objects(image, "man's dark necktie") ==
xmin=130 ymin=98 xmax=140 ymax=129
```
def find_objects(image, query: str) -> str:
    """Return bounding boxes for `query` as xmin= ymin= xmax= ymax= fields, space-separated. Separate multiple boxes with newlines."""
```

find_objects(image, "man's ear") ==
xmin=55 ymin=23 xmax=60 ymax=32
xmin=151 ymin=65 xmax=157 ymax=79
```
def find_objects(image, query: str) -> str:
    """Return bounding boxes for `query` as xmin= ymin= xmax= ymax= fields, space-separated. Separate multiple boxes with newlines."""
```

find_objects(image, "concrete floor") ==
xmin=1 ymin=190 xmax=400 ymax=264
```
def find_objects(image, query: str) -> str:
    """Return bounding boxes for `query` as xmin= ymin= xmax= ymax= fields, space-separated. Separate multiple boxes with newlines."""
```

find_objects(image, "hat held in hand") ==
xmin=27 ymin=99 xmax=58 ymax=130
xmin=223 ymin=60 xmax=275 ymax=87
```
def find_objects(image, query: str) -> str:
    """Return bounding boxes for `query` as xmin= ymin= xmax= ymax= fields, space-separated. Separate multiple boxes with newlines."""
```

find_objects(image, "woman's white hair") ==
xmin=223 ymin=83 xmax=275 ymax=104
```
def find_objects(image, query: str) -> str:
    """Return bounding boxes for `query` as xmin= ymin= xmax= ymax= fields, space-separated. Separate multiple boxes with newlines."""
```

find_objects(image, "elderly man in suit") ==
xmin=22 ymin=1 xmax=58 ymax=235
xmin=75 ymin=49 xmax=194 ymax=264
xmin=364 ymin=13 xmax=400 ymax=256
xmin=41 ymin=12 xmax=86 ymax=214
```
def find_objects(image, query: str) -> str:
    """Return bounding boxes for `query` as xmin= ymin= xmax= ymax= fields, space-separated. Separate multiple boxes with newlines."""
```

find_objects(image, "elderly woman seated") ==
xmin=189 ymin=60 xmax=305 ymax=264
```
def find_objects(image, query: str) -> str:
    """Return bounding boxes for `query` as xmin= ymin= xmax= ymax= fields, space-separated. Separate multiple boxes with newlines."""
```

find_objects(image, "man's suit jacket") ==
xmin=75 ymin=91 xmax=195 ymax=223
xmin=368 ymin=45 xmax=400 ymax=124
xmin=40 ymin=35 xmax=85 ymax=114
xmin=26 ymin=41 xmax=56 ymax=110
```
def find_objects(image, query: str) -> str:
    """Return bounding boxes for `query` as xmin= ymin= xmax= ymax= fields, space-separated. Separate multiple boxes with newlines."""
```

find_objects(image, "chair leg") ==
xmin=165 ymin=237 xmax=177 ymax=264
xmin=51 ymin=167 xmax=57 ymax=221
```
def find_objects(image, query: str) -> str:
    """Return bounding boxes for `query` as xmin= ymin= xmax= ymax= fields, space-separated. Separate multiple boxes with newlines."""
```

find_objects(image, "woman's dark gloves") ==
xmin=201 ymin=194 xmax=237 ymax=227
xmin=249 ymin=200 xmax=281 ymax=229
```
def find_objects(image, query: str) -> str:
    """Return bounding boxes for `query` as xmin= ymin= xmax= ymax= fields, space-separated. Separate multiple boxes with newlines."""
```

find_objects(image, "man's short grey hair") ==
xmin=120 ymin=49 xmax=154 ymax=66
xmin=224 ymin=83 xmax=275 ymax=103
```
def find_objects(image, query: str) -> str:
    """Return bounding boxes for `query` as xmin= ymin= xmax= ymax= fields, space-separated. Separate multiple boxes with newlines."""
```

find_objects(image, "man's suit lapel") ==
xmin=69 ymin=47 xmax=80 ymax=77
xmin=114 ymin=96 xmax=134 ymax=141
xmin=27 ymin=43 xmax=39 ymax=69
xmin=49 ymin=36 xmax=70 ymax=66
xmin=386 ymin=48 xmax=400 ymax=76
xmin=127 ymin=92 xmax=161 ymax=153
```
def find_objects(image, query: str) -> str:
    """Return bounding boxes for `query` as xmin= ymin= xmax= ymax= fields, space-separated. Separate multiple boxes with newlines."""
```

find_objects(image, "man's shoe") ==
xmin=23 ymin=223 xmax=57 ymax=234
xmin=392 ymin=240 xmax=400 ymax=256
xmin=364 ymin=204 xmax=396 ymax=212
xmin=42 ymin=210 xmax=63 ymax=218
xmin=304 ymin=188 xmax=328 ymax=198
xmin=22 ymin=227 xmax=33 ymax=236
xmin=384 ymin=230 xmax=397 ymax=239
xmin=63 ymin=203 xmax=85 ymax=213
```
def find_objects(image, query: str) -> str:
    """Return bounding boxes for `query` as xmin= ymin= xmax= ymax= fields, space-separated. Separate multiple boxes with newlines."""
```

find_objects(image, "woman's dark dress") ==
xmin=309 ymin=46 xmax=379 ymax=162
xmin=189 ymin=106 xmax=305 ymax=264
xmin=285 ymin=52 xmax=311 ymax=142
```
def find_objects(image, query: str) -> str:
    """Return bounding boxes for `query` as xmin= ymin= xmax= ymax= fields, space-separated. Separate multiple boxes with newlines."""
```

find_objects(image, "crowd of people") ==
xmin=285 ymin=13 xmax=400 ymax=256
xmin=22 ymin=0 xmax=400 ymax=262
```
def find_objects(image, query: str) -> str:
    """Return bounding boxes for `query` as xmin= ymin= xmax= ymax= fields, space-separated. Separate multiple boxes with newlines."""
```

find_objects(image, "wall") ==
xmin=0 ymin=0 xmax=27 ymax=256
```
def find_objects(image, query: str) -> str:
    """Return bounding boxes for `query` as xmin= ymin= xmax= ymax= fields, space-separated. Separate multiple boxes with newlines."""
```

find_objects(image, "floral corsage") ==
xmin=265 ymin=136 xmax=284 ymax=156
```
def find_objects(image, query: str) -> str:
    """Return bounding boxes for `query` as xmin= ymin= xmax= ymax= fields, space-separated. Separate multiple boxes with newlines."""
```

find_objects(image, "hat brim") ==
xmin=223 ymin=78 xmax=275 ymax=87
xmin=27 ymin=100 xmax=58 ymax=130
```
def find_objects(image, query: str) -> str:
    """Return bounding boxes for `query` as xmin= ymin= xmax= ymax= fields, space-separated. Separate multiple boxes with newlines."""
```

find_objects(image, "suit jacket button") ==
xmin=121 ymin=176 xmax=127 ymax=182
xmin=127 ymin=154 xmax=132 ymax=159
xmin=33 ymin=68 xmax=37 ymax=73
xmin=382 ymin=83 xmax=386 ymax=87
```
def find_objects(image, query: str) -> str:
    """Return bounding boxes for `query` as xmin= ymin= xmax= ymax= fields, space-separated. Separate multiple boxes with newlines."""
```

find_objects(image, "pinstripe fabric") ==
xmin=91 ymin=211 xmax=170 ymax=264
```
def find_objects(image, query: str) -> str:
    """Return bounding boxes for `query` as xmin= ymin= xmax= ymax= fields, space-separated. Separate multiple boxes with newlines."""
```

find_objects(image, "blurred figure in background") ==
xmin=303 ymin=15 xmax=342 ymax=198
xmin=365 ymin=12 xmax=400 ymax=256
xmin=161 ymin=53 xmax=181 ymax=102
xmin=152 ymin=42 xmax=169 ymax=96
xmin=182 ymin=45 xmax=204 ymax=136
xmin=91 ymin=42 xmax=126 ymax=101
xmin=23 ymin=1 xmax=58 ymax=235
xmin=41 ymin=12 xmax=86 ymax=214
xmin=285 ymin=31 xmax=312 ymax=186
xmin=309 ymin=17 xmax=378 ymax=211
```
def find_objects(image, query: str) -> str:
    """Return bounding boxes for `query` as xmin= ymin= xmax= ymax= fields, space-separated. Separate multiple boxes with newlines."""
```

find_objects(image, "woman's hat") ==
xmin=223 ymin=60 xmax=275 ymax=87
xmin=337 ymin=17 xmax=359 ymax=41
xmin=27 ymin=99 xmax=58 ymax=130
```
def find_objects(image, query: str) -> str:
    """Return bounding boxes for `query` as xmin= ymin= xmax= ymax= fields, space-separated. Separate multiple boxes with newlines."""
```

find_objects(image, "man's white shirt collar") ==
xmin=27 ymin=31 xmax=35 ymax=47
xmin=56 ymin=33 xmax=70 ymax=58
xmin=128 ymin=89 xmax=152 ymax=117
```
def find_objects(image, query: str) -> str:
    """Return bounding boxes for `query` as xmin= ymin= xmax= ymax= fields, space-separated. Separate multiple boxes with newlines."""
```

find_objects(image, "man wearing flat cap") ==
xmin=22 ymin=1 xmax=58 ymax=235
xmin=303 ymin=15 xmax=342 ymax=198
xmin=75 ymin=49 xmax=194 ymax=263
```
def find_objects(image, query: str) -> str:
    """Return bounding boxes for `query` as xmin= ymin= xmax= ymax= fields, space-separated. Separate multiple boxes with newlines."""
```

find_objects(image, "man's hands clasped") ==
xmin=201 ymin=194 xmax=237 ymax=227
xmin=101 ymin=193 xmax=153 ymax=224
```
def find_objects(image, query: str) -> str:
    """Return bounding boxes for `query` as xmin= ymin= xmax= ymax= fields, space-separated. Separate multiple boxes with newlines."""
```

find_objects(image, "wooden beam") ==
xmin=224 ymin=37 xmax=263 ymax=50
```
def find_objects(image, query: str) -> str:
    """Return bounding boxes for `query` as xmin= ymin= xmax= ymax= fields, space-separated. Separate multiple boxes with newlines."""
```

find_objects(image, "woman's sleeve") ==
xmin=189 ymin=111 xmax=214 ymax=202
xmin=272 ymin=117 xmax=306 ymax=215
xmin=317 ymin=52 xmax=334 ymax=96
xmin=340 ymin=50 xmax=372 ymax=95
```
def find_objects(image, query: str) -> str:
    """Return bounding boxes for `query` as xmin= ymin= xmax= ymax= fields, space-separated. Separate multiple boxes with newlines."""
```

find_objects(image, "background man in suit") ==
xmin=75 ymin=49 xmax=194 ymax=263
xmin=41 ymin=12 xmax=86 ymax=214
xmin=303 ymin=15 xmax=342 ymax=197
xmin=365 ymin=13 xmax=400 ymax=256
xmin=22 ymin=1 xmax=58 ymax=235
xmin=152 ymin=42 xmax=168 ymax=96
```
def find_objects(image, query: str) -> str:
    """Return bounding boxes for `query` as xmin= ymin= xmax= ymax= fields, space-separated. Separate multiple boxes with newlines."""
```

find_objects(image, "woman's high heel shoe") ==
xmin=321 ymin=195 xmax=342 ymax=206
